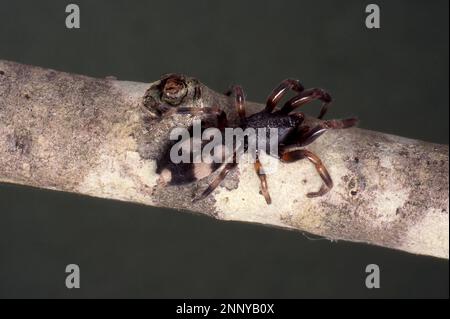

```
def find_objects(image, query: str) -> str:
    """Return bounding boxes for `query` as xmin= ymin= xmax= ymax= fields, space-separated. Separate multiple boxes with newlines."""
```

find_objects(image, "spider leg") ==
xmin=280 ymin=147 xmax=333 ymax=198
xmin=254 ymin=155 xmax=272 ymax=204
xmin=281 ymin=88 xmax=332 ymax=119
xmin=225 ymin=85 xmax=246 ymax=122
xmin=193 ymin=162 xmax=237 ymax=202
xmin=170 ymin=106 xmax=221 ymax=117
xmin=216 ymin=110 xmax=229 ymax=131
xmin=297 ymin=118 xmax=358 ymax=146
xmin=169 ymin=106 xmax=228 ymax=129
xmin=264 ymin=79 xmax=304 ymax=113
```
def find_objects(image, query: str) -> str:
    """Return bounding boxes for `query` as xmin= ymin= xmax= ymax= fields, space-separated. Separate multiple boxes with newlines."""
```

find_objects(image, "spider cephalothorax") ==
xmin=156 ymin=79 xmax=357 ymax=204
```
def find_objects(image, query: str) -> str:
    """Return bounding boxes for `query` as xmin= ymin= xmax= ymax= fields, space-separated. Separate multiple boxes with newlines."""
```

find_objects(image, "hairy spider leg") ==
xmin=280 ymin=147 xmax=333 ymax=198
xmin=281 ymin=88 xmax=332 ymax=119
xmin=265 ymin=79 xmax=304 ymax=113
xmin=225 ymin=85 xmax=246 ymax=122
xmin=192 ymin=141 xmax=247 ymax=202
xmin=171 ymin=106 xmax=229 ymax=129
xmin=193 ymin=161 xmax=237 ymax=202
xmin=254 ymin=154 xmax=272 ymax=204
xmin=297 ymin=118 xmax=358 ymax=146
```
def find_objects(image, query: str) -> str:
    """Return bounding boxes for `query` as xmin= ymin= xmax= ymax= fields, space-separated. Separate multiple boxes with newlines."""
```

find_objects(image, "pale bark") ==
xmin=0 ymin=60 xmax=448 ymax=259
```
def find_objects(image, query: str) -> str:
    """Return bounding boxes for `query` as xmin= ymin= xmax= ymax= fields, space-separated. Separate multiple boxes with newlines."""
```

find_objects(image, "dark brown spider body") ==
xmin=156 ymin=79 xmax=357 ymax=204
xmin=242 ymin=111 xmax=304 ymax=156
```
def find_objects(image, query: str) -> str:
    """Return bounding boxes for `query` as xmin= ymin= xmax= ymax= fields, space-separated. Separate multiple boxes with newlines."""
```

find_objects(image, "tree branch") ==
xmin=0 ymin=60 xmax=448 ymax=259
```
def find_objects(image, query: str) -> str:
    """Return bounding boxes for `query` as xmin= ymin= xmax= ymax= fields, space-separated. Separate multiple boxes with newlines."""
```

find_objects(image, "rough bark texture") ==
xmin=0 ymin=60 xmax=448 ymax=259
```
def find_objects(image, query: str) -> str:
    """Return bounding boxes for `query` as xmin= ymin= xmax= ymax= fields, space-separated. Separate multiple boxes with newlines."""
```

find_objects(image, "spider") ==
xmin=156 ymin=79 xmax=357 ymax=204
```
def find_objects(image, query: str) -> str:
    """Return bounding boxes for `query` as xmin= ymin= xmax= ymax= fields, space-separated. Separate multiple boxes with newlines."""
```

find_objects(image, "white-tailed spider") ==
xmin=156 ymin=79 xmax=357 ymax=204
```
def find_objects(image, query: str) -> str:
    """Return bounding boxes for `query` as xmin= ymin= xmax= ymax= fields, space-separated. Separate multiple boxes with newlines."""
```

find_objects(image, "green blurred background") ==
xmin=0 ymin=0 xmax=448 ymax=298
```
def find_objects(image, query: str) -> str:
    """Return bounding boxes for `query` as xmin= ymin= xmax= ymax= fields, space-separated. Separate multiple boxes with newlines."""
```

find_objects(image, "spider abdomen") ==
xmin=244 ymin=112 xmax=303 ymax=148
